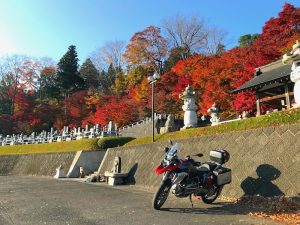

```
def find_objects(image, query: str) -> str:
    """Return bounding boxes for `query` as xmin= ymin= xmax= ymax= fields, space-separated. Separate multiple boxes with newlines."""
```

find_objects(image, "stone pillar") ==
xmin=179 ymin=85 xmax=198 ymax=129
xmin=256 ymin=93 xmax=261 ymax=116
xmin=285 ymin=83 xmax=291 ymax=109
xmin=282 ymin=40 xmax=300 ymax=107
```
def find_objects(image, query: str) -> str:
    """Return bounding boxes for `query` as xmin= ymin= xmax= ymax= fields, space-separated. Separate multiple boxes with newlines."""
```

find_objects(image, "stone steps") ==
xmin=84 ymin=171 xmax=102 ymax=183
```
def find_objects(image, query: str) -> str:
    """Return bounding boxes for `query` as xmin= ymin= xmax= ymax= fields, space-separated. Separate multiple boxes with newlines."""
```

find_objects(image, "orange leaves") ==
xmin=84 ymin=95 xmax=99 ymax=109
xmin=250 ymin=212 xmax=300 ymax=225
xmin=123 ymin=26 xmax=167 ymax=70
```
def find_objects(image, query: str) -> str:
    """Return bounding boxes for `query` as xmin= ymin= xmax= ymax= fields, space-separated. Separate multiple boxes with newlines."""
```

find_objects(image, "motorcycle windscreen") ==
xmin=166 ymin=143 xmax=182 ymax=160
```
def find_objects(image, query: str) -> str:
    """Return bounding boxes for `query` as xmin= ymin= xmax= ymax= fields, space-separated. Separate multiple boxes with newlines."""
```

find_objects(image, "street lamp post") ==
xmin=148 ymin=72 xmax=160 ymax=142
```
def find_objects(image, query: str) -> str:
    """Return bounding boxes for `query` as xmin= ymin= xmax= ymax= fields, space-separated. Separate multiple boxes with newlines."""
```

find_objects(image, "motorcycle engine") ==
xmin=171 ymin=184 xmax=187 ymax=197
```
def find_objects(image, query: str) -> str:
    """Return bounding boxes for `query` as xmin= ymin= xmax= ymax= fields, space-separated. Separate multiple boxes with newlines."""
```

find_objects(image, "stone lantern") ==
xmin=282 ymin=40 xmax=300 ymax=107
xmin=179 ymin=85 xmax=198 ymax=129
xmin=207 ymin=103 xmax=221 ymax=126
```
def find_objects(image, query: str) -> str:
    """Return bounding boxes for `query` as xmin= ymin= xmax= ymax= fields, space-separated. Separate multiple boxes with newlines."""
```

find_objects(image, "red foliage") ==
xmin=170 ymin=3 xmax=300 ymax=115
xmin=83 ymin=96 xmax=139 ymax=128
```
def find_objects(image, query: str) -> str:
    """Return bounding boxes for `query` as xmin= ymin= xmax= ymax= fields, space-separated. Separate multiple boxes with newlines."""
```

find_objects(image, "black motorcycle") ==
xmin=153 ymin=142 xmax=231 ymax=210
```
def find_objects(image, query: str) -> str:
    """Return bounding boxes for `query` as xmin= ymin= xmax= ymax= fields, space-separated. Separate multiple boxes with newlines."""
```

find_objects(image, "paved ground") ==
xmin=0 ymin=176 xmax=279 ymax=225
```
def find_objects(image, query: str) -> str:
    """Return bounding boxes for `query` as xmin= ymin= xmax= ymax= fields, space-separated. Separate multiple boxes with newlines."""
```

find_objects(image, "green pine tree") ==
xmin=238 ymin=34 xmax=259 ymax=47
xmin=106 ymin=63 xmax=116 ymax=85
xmin=79 ymin=58 xmax=100 ymax=91
xmin=100 ymin=63 xmax=116 ymax=94
xmin=56 ymin=45 xmax=85 ymax=97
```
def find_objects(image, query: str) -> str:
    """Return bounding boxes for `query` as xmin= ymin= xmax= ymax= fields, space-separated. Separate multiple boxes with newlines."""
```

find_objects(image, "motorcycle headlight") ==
xmin=163 ymin=159 xmax=170 ymax=166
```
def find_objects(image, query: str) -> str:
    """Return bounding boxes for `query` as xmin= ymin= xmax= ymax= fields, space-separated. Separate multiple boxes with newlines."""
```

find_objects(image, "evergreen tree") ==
xmin=99 ymin=70 xmax=107 ymax=91
xmin=0 ymin=77 xmax=12 ymax=114
xmin=163 ymin=47 xmax=185 ymax=72
xmin=79 ymin=58 xmax=100 ymax=90
xmin=106 ymin=63 xmax=116 ymax=85
xmin=238 ymin=34 xmax=260 ymax=46
xmin=56 ymin=45 xmax=85 ymax=97
xmin=97 ymin=64 xmax=117 ymax=94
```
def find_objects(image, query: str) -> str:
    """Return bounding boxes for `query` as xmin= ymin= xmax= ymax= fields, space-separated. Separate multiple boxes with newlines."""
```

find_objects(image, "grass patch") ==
xmin=126 ymin=108 xmax=300 ymax=146
xmin=0 ymin=136 xmax=136 ymax=155
xmin=0 ymin=138 xmax=100 ymax=155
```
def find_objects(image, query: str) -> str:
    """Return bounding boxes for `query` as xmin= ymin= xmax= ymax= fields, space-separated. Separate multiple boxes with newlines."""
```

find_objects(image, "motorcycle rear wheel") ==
xmin=201 ymin=185 xmax=223 ymax=204
xmin=152 ymin=180 xmax=171 ymax=210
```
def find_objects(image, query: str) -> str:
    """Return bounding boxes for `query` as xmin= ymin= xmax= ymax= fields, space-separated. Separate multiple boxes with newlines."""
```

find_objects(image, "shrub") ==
xmin=97 ymin=136 xmax=135 ymax=149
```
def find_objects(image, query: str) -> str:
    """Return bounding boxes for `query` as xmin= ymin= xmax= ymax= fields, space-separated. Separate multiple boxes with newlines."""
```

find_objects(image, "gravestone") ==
xmin=79 ymin=167 xmax=85 ymax=178
xmin=242 ymin=111 xmax=250 ymax=119
xmin=107 ymin=121 xmax=116 ymax=135
xmin=113 ymin=157 xmax=121 ymax=173
xmin=160 ymin=114 xmax=178 ymax=134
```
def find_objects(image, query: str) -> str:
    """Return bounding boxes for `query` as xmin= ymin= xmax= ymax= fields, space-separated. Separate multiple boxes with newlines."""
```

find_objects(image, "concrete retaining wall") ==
xmin=99 ymin=123 xmax=300 ymax=198
xmin=0 ymin=152 xmax=76 ymax=176
xmin=0 ymin=150 xmax=106 ymax=177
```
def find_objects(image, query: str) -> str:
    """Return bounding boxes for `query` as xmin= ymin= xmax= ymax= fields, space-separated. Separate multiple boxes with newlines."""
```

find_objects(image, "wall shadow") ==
xmin=241 ymin=164 xmax=284 ymax=197
xmin=125 ymin=163 xmax=138 ymax=185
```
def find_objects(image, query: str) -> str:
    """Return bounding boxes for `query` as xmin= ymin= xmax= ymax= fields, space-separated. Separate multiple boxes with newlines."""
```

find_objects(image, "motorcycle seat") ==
xmin=197 ymin=167 xmax=209 ymax=172
xmin=200 ymin=162 xmax=219 ymax=171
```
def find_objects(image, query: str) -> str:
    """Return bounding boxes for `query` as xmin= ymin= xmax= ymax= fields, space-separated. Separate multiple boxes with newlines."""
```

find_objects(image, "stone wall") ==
xmin=119 ymin=118 xmax=184 ymax=138
xmin=119 ymin=119 xmax=160 ymax=138
xmin=0 ymin=152 xmax=77 ymax=176
xmin=99 ymin=123 xmax=300 ymax=197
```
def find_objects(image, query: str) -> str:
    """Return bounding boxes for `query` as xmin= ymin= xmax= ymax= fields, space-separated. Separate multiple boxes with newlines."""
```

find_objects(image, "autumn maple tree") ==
xmin=123 ymin=26 xmax=167 ymax=72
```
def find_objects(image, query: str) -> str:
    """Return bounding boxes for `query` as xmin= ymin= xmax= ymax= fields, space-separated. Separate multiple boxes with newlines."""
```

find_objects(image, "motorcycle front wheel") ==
xmin=152 ymin=180 xmax=171 ymax=210
xmin=201 ymin=185 xmax=223 ymax=204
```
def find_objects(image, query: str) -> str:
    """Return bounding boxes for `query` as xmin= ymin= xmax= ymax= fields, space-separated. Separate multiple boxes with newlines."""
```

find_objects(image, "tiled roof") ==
xmin=232 ymin=64 xmax=291 ymax=93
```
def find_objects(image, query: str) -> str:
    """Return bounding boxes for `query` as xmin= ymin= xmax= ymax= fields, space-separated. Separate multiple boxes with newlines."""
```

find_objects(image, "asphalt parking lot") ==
xmin=0 ymin=176 xmax=279 ymax=225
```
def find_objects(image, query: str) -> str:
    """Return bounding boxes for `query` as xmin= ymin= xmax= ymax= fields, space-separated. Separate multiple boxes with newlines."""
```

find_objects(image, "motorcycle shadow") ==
xmin=160 ymin=201 xmax=249 ymax=216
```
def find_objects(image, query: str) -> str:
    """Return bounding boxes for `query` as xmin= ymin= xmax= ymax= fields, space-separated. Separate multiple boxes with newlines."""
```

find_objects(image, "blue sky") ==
xmin=0 ymin=0 xmax=299 ymax=63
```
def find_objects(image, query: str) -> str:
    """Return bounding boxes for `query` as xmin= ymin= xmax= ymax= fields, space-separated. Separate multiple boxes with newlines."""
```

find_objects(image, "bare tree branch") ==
xmin=162 ymin=15 xmax=227 ymax=58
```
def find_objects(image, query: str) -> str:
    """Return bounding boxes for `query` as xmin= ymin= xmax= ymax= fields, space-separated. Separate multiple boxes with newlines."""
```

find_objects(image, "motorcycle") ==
xmin=152 ymin=141 xmax=231 ymax=210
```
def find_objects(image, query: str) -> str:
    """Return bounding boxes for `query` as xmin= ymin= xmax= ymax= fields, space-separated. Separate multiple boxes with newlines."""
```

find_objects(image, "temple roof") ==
xmin=232 ymin=60 xmax=291 ymax=93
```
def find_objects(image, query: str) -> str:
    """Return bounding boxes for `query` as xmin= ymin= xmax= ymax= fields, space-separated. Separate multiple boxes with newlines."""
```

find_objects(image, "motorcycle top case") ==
xmin=209 ymin=149 xmax=230 ymax=164
xmin=213 ymin=167 xmax=232 ymax=185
